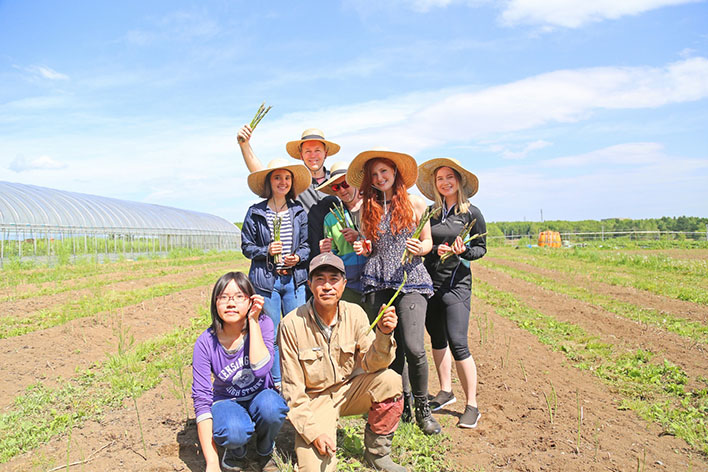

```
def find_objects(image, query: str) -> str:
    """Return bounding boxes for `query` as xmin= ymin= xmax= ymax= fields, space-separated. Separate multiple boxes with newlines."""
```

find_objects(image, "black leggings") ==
xmin=371 ymin=290 xmax=429 ymax=398
xmin=425 ymin=290 xmax=472 ymax=361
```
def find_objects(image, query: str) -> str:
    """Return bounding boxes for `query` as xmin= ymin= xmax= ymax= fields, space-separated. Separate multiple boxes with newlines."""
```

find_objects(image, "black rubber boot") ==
xmin=363 ymin=425 xmax=408 ymax=472
xmin=414 ymin=395 xmax=442 ymax=435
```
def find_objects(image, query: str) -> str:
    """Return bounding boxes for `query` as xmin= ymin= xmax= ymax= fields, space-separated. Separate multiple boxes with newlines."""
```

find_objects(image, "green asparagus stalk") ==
xmin=401 ymin=207 xmax=441 ymax=264
xmin=238 ymin=102 xmax=272 ymax=142
xmin=439 ymin=218 xmax=477 ymax=263
xmin=273 ymin=216 xmax=282 ymax=265
xmin=369 ymin=271 xmax=407 ymax=332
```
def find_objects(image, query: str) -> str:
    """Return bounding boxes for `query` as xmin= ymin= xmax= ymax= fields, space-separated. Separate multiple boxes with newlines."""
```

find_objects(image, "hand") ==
xmin=353 ymin=239 xmax=372 ymax=256
xmin=282 ymin=254 xmax=299 ymax=267
xmin=237 ymin=124 xmax=252 ymax=144
xmin=319 ymin=238 xmax=333 ymax=253
xmin=247 ymin=294 xmax=264 ymax=321
xmin=437 ymin=243 xmax=453 ymax=257
xmin=405 ymin=237 xmax=423 ymax=256
xmin=376 ymin=305 xmax=398 ymax=335
xmin=341 ymin=228 xmax=359 ymax=244
xmin=452 ymin=236 xmax=466 ymax=255
xmin=313 ymin=434 xmax=336 ymax=457
xmin=268 ymin=241 xmax=283 ymax=256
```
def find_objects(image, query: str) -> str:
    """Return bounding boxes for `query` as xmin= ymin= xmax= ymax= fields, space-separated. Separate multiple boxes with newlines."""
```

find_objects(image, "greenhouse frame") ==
xmin=0 ymin=181 xmax=241 ymax=266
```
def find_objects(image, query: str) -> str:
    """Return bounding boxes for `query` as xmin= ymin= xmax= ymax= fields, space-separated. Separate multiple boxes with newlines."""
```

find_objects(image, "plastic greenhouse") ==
xmin=0 ymin=181 xmax=241 ymax=266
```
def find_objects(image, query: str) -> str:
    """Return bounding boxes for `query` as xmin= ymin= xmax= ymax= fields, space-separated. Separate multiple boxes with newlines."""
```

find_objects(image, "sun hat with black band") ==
xmin=416 ymin=157 xmax=479 ymax=201
xmin=346 ymin=148 xmax=418 ymax=190
xmin=315 ymin=161 xmax=350 ymax=196
xmin=247 ymin=158 xmax=312 ymax=199
xmin=286 ymin=128 xmax=341 ymax=159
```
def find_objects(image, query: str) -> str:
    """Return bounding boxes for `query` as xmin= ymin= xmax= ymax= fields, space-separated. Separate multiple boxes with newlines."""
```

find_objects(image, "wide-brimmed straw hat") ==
xmin=247 ymin=159 xmax=311 ymax=198
xmin=346 ymin=148 xmax=418 ymax=190
xmin=416 ymin=157 xmax=479 ymax=200
xmin=286 ymin=128 xmax=341 ymax=159
xmin=315 ymin=161 xmax=350 ymax=196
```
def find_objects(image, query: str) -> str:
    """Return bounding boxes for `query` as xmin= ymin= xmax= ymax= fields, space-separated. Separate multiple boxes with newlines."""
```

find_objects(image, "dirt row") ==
xmin=3 ymin=262 xmax=707 ymax=471
xmin=486 ymin=255 xmax=708 ymax=326
xmin=0 ymin=260 xmax=239 ymax=319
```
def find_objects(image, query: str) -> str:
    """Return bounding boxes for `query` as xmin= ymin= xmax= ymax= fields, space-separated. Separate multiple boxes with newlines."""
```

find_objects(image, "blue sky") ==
xmin=1 ymin=0 xmax=707 ymax=223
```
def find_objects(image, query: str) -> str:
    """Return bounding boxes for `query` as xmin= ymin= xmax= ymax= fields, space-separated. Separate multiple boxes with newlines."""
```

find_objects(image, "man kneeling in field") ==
xmin=278 ymin=253 xmax=406 ymax=472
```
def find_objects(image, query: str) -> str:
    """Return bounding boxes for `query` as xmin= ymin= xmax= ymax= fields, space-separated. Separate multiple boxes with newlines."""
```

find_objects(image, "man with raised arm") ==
xmin=237 ymin=126 xmax=340 ymax=262
xmin=278 ymin=253 xmax=407 ymax=472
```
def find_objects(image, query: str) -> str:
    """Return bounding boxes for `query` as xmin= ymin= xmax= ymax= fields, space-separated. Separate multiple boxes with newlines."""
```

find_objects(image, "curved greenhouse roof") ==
xmin=0 ymin=180 xmax=239 ymax=236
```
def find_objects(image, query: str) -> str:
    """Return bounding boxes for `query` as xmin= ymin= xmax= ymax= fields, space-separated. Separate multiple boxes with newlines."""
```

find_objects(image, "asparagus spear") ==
xmin=369 ymin=271 xmax=407 ymax=332
xmin=273 ymin=215 xmax=282 ymax=265
xmin=439 ymin=218 xmax=476 ymax=263
xmin=401 ymin=207 xmax=441 ymax=264
xmin=238 ymin=102 xmax=272 ymax=142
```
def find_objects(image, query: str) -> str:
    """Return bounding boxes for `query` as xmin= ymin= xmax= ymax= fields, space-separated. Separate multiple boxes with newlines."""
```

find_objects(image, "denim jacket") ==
xmin=241 ymin=199 xmax=310 ymax=291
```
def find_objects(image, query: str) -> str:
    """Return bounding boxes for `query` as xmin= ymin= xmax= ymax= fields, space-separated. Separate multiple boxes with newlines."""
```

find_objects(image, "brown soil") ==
xmin=1 ymin=258 xmax=706 ymax=472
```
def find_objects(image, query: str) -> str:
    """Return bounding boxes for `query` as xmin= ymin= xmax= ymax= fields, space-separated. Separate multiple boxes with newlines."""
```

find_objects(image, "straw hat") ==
xmin=286 ymin=128 xmax=341 ymax=159
xmin=346 ymin=148 xmax=418 ymax=190
xmin=315 ymin=161 xmax=350 ymax=196
xmin=416 ymin=158 xmax=479 ymax=200
xmin=247 ymin=159 xmax=312 ymax=199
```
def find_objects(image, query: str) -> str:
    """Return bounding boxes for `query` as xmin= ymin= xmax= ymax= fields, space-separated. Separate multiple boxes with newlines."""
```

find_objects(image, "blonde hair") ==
xmin=431 ymin=167 xmax=470 ymax=214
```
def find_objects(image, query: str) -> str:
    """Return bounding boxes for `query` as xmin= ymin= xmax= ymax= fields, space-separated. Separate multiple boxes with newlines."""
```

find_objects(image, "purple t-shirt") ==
xmin=191 ymin=316 xmax=275 ymax=423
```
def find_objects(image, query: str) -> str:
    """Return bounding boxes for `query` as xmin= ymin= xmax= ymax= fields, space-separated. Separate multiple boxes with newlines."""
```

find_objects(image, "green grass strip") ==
xmin=480 ymin=259 xmax=708 ymax=344
xmin=0 ymin=306 xmax=211 ymax=463
xmin=472 ymin=278 xmax=708 ymax=455
xmin=490 ymin=247 xmax=708 ymax=305
xmin=0 ymin=250 xmax=243 ymax=289
xmin=0 ymin=262 xmax=247 ymax=339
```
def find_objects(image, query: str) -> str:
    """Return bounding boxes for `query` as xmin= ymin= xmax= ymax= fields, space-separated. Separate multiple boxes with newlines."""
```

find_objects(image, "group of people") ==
xmin=191 ymin=125 xmax=487 ymax=472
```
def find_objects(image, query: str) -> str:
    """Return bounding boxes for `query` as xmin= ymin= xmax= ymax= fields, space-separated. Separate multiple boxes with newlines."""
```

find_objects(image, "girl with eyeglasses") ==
xmin=192 ymin=272 xmax=288 ymax=472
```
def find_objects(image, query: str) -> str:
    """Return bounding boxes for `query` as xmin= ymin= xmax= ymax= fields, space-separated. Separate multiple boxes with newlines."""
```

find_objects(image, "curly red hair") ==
xmin=360 ymin=158 xmax=415 ymax=243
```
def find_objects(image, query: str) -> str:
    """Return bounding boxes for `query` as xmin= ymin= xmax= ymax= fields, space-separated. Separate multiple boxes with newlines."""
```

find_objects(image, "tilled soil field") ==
xmin=1 ymin=249 xmax=706 ymax=471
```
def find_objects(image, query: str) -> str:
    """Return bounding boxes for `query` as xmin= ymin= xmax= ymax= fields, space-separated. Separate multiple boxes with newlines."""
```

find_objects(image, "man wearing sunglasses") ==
xmin=315 ymin=162 xmax=375 ymax=321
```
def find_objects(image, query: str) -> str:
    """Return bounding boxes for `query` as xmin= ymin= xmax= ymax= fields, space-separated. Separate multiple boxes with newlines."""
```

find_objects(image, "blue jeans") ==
xmin=211 ymin=389 xmax=289 ymax=456
xmin=257 ymin=273 xmax=305 ymax=384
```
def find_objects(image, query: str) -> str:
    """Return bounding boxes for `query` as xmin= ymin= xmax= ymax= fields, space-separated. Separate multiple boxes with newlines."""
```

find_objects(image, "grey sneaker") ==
xmin=458 ymin=405 xmax=481 ymax=429
xmin=221 ymin=448 xmax=247 ymax=471
xmin=257 ymin=453 xmax=279 ymax=472
xmin=429 ymin=390 xmax=456 ymax=411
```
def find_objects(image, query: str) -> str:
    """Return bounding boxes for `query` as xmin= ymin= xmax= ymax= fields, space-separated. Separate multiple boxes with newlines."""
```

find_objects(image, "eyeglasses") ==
xmin=330 ymin=181 xmax=350 ymax=192
xmin=216 ymin=294 xmax=250 ymax=304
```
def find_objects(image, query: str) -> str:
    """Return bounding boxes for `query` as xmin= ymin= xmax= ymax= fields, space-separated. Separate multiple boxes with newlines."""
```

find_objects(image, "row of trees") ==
xmin=487 ymin=216 xmax=708 ymax=238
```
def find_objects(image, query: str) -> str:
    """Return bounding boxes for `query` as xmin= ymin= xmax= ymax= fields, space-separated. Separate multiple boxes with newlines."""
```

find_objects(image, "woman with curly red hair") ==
xmin=349 ymin=149 xmax=441 ymax=436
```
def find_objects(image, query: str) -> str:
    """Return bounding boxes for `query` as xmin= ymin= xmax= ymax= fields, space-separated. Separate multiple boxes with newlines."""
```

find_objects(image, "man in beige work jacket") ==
xmin=278 ymin=253 xmax=406 ymax=472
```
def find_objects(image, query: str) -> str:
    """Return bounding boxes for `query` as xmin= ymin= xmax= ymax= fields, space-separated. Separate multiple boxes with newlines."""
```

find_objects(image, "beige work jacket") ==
xmin=278 ymin=299 xmax=397 ymax=444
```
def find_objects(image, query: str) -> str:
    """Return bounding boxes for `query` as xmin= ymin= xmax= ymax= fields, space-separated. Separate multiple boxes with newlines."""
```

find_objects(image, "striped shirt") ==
xmin=266 ymin=207 xmax=293 ymax=270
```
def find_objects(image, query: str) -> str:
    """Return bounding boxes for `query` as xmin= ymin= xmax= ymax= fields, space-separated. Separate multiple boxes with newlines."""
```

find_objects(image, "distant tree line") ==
xmin=487 ymin=216 xmax=708 ymax=238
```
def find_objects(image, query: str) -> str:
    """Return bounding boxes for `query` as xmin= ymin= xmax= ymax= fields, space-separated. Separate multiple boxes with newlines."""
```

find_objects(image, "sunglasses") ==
xmin=330 ymin=181 xmax=351 ymax=192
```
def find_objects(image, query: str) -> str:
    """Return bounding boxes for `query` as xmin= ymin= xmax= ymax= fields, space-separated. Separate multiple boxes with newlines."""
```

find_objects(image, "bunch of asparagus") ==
xmin=272 ymin=216 xmax=282 ymax=264
xmin=440 ymin=218 xmax=487 ymax=263
xmin=329 ymin=201 xmax=355 ymax=230
xmin=238 ymin=102 xmax=272 ymax=143
xmin=369 ymin=272 xmax=407 ymax=332
xmin=401 ymin=207 xmax=441 ymax=264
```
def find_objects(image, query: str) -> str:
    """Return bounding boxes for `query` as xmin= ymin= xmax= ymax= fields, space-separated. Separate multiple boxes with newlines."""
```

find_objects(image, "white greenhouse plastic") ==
xmin=0 ymin=181 xmax=240 ymax=265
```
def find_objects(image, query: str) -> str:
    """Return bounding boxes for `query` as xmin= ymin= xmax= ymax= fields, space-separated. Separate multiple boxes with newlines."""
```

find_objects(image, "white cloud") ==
xmin=500 ymin=0 xmax=701 ymax=28
xmin=8 ymin=155 xmax=67 ymax=172
xmin=124 ymin=9 xmax=220 ymax=45
xmin=13 ymin=64 xmax=69 ymax=81
xmin=490 ymin=139 xmax=553 ymax=159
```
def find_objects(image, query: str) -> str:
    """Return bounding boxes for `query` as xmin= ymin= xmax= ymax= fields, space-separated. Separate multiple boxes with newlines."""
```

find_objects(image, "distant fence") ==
xmin=489 ymin=230 xmax=708 ymax=243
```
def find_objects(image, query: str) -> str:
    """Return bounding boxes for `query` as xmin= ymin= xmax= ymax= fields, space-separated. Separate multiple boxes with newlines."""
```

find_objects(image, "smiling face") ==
xmin=330 ymin=176 xmax=358 ymax=204
xmin=216 ymin=280 xmax=251 ymax=326
xmin=269 ymin=169 xmax=293 ymax=198
xmin=300 ymin=141 xmax=327 ymax=173
xmin=308 ymin=268 xmax=346 ymax=312
xmin=434 ymin=166 xmax=460 ymax=201
xmin=369 ymin=160 xmax=397 ymax=194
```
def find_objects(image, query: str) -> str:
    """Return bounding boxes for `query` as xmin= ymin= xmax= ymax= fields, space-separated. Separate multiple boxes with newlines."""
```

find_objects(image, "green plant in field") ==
xmin=472 ymin=279 xmax=708 ymax=455
xmin=542 ymin=380 xmax=557 ymax=424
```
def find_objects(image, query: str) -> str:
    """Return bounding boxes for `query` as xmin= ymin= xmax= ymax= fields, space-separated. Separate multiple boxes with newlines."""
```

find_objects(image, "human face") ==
xmin=435 ymin=167 xmax=459 ymax=201
xmin=308 ymin=269 xmax=346 ymax=311
xmin=270 ymin=169 xmax=292 ymax=198
xmin=216 ymin=280 xmax=251 ymax=325
xmin=300 ymin=141 xmax=326 ymax=173
xmin=330 ymin=177 xmax=357 ymax=204
xmin=369 ymin=160 xmax=396 ymax=194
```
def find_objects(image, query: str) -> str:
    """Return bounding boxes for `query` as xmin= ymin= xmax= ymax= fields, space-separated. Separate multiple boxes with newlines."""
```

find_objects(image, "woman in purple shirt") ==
xmin=192 ymin=272 xmax=288 ymax=472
